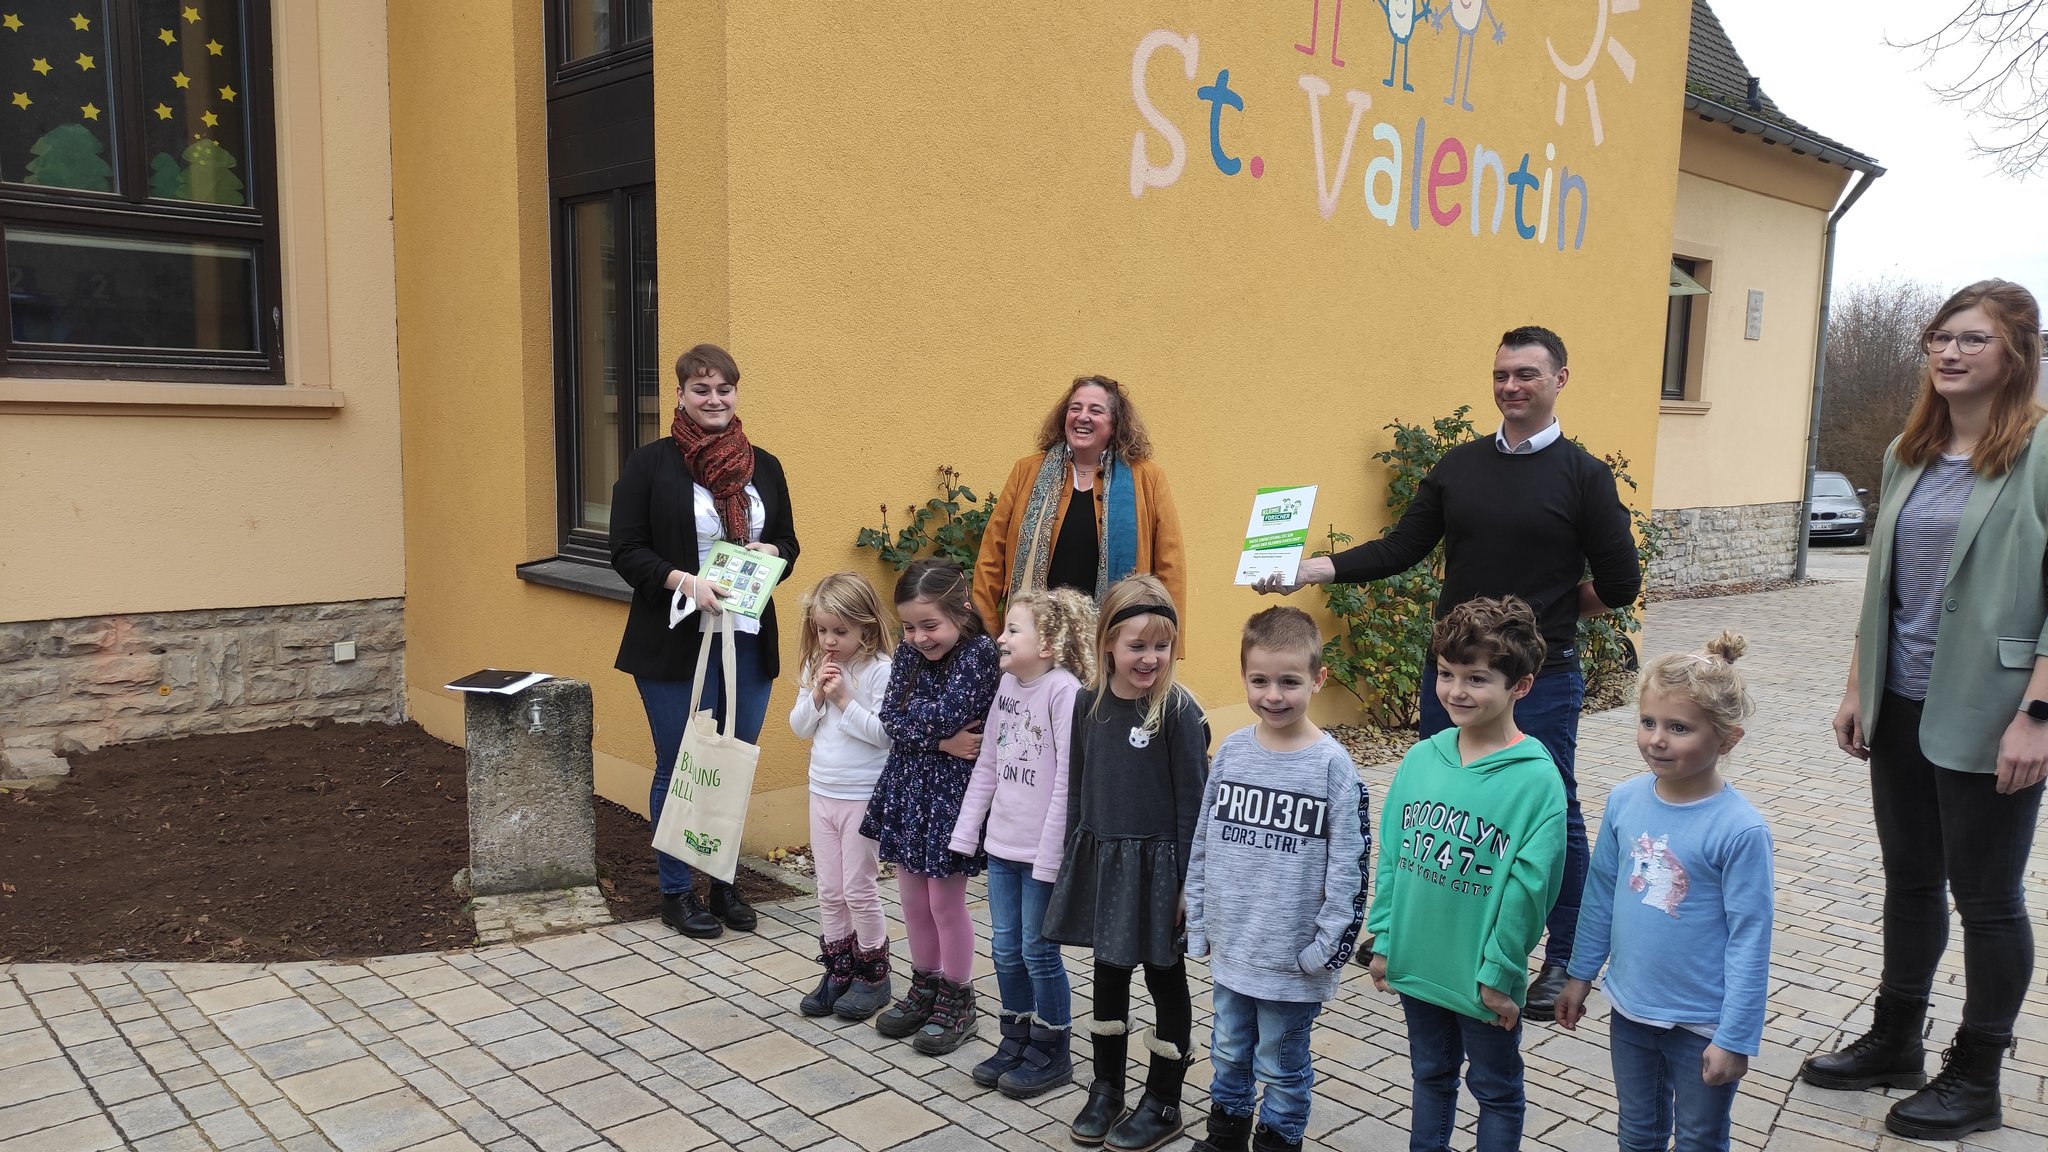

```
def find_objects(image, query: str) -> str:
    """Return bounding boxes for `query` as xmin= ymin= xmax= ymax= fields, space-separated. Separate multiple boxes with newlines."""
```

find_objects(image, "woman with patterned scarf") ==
xmin=973 ymin=376 xmax=1186 ymax=642
xmin=611 ymin=344 xmax=801 ymax=940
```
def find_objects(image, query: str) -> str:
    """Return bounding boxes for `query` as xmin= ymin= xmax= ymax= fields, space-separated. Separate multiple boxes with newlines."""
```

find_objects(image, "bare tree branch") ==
xmin=1818 ymin=277 xmax=1949 ymax=496
xmin=1891 ymin=1 xmax=2048 ymax=176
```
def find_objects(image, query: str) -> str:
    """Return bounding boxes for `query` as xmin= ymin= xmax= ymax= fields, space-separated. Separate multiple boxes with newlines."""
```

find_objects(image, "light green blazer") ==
xmin=1856 ymin=419 xmax=2048 ymax=772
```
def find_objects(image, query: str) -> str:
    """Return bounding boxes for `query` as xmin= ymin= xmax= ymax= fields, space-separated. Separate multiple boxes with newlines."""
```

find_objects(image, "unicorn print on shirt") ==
xmin=1628 ymin=832 xmax=1689 ymax=917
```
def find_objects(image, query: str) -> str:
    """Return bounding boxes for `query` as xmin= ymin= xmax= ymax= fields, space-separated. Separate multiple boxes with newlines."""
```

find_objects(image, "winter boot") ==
xmin=1800 ymin=988 xmax=1929 ymax=1090
xmin=912 ymin=976 xmax=981 ymax=1055
xmin=1104 ymin=1030 xmax=1191 ymax=1151
xmin=833 ymin=941 xmax=893 ymax=1021
xmin=800 ymin=936 xmax=855 ymax=1017
xmin=1249 ymin=1121 xmax=1303 ymax=1152
xmin=875 ymin=968 xmax=940 ymax=1039
xmin=1189 ymin=1109 xmax=1254 ymax=1152
xmin=1885 ymin=1025 xmax=2012 ymax=1140
xmin=972 ymin=1012 xmax=1032 ymax=1086
xmin=1070 ymin=1019 xmax=1129 ymax=1146
xmin=660 ymin=891 xmax=722 ymax=939
xmin=998 ymin=1020 xmax=1074 ymax=1099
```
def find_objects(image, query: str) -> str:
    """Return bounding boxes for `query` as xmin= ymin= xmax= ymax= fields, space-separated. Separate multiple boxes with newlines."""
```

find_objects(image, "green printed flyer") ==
xmin=1234 ymin=485 xmax=1318 ymax=584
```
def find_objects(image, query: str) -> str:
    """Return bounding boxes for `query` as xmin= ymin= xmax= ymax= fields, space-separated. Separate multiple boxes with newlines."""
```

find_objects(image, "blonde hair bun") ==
xmin=1704 ymin=632 xmax=1746 ymax=665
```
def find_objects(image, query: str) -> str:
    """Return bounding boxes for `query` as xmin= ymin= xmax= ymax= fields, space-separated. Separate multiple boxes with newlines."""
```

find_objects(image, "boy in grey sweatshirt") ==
xmin=1184 ymin=607 xmax=1370 ymax=1152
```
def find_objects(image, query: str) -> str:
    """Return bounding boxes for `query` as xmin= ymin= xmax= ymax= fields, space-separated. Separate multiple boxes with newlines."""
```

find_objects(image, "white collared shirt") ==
xmin=1495 ymin=419 xmax=1562 ymax=455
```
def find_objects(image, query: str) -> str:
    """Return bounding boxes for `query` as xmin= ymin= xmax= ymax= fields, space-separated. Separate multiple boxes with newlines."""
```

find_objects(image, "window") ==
xmin=1662 ymin=257 xmax=1709 ymax=401
xmin=546 ymin=0 xmax=655 ymax=562
xmin=2 ymin=0 xmax=280 ymax=382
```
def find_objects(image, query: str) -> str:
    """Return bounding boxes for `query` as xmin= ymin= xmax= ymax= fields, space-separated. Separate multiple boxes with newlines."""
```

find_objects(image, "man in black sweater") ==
xmin=1258 ymin=326 xmax=1641 ymax=1019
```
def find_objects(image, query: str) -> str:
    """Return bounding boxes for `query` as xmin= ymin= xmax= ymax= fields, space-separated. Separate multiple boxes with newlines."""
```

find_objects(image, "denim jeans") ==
xmin=1608 ymin=1014 xmax=1737 ymax=1152
xmin=985 ymin=855 xmax=1071 ymax=1026
xmin=1421 ymin=661 xmax=1586 ymax=967
xmin=1870 ymin=691 xmax=2043 ymax=1034
xmin=1208 ymin=983 xmax=1322 ymax=1143
xmin=636 ymin=630 xmax=771 ymax=895
xmin=1400 ymin=994 xmax=1524 ymax=1152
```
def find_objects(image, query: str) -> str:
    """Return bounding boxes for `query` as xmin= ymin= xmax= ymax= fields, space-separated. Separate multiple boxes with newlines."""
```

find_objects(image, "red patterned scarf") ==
xmin=672 ymin=408 xmax=756 ymax=543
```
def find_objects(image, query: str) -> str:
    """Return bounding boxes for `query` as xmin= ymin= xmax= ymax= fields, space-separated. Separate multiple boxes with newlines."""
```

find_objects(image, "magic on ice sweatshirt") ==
xmin=787 ymin=654 xmax=892 ymax=801
xmin=1368 ymin=727 xmax=1566 ymax=1020
xmin=1184 ymin=728 xmax=1370 ymax=1003
xmin=948 ymin=667 xmax=1082 ymax=881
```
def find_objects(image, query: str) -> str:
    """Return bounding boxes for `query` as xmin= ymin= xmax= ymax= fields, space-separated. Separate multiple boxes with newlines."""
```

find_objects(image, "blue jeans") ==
xmin=1209 ymin=983 xmax=1322 ymax=1143
xmin=1421 ymin=661 xmax=1586 ymax=967
xmin=985 ymin=855 xmax=1070 ymax=1026
xmin=1609 ymin=1015 xmax=1738 ymax=1152
xmin=636 ymin=630 xmax=771 ymax=895
xmin=1400 ymin=994 xmax=1524 ymax=1152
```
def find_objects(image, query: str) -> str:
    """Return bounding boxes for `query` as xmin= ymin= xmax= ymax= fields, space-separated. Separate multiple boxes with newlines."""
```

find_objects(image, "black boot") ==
xmin=1800 ymin=988 xmax=1929 ymax=1090
xmin=1105 ymin=1032 xmax=1189 ymax=1151
xmin=1885 ymin=1026 xmax=2011 ymax=1140
xmin=707 ymin=881 xmax=758 ymax=932
xmin=972 ymin=1012 xmax=1032 ymax=1086
xmin=912 ymin=976 xmax=980 ymax=1055
xmin=1071 ymin=1020 xmax=1129 ymax=1146
xmin=875 ymin=969 xmax=941 ymax=1039
xmin=800 ymin=936 xmax=854 ymax=1017
xmin=998 ymin=1021 xmax=1074 ymax=1099
xmin=833 ymin=941 xmax=893 ymax=1021
xmin=1250 ymin=1121 xmax=1303 ymax=1152
xmin=1523 ymin=963 xmax=1570 ymax=1023
xmin=660 ymin=891 xmax=722 ymax=939
xmin=1189 ymin=1109 xmax=1253 ymax=1152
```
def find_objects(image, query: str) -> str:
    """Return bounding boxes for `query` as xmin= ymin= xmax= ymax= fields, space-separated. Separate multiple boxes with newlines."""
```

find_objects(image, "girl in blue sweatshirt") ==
xmin=1556 ymin=633 xmax=1774 ymax=1152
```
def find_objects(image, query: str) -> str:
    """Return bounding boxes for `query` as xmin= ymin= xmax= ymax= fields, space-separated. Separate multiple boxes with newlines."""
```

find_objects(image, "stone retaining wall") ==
xmin=1648 ymin=501 xmax=1800 ymax=593
xmin=0 ymin=599 xmax=405 ymax=753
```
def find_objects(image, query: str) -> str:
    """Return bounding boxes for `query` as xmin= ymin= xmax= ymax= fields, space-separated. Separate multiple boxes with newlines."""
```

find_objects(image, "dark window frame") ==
xmin=1 ymin=0 xmax=283 ymax=383
xmin=1661 ymin=257 xmax=1701 ymax=402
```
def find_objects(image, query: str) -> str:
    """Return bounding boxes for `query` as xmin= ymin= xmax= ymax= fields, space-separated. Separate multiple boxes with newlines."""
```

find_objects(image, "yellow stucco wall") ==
xmin=0 ymin=1 xmax=403 ymax=623
xmin=1652 ymin=119 xmax=1851 ymax=511
xmin=395 ymin=2 xmax=1689 ymax=850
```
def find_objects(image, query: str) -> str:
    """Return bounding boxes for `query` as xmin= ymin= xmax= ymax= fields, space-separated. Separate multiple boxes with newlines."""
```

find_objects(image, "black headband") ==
xmin=1108 ymin=602 xmax=1177 ymax=630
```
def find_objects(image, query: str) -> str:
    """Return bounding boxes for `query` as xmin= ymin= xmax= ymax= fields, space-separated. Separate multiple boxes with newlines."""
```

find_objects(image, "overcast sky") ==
xmin=1712 ymin=0 xmax=2048 ymax=309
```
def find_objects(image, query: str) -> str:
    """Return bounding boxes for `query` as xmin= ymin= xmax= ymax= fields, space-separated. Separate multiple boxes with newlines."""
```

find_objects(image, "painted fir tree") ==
xmin=149 ymin=152 xmax=185 ymax=199
xmin=178 ymin=138 xmax=243 ymax=206
xmin=24 ymin=124 xmax=113 ymax=192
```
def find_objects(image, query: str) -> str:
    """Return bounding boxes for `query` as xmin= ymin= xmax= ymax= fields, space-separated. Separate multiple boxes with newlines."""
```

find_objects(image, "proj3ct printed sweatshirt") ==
xmin=1368 ymin=727 xmax=1566 ymax=1020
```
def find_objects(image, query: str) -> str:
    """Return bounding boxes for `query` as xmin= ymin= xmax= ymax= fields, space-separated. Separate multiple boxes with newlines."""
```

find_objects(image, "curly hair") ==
xmin=1009 ymin=587 xmax=1098 ymax=683
xmin=1636 ymin=632 xmax=1754 ymax=745
xmin=1034 ymin=375 xmax=1154 ymax=462
xmin=1430 ymin=596 xmax=1545 ymax=683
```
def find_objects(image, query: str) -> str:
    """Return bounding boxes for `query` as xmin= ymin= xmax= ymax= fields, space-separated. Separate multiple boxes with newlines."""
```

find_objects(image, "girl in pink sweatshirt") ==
xmin=949 ymin=587 xmax=1096 ymax=1099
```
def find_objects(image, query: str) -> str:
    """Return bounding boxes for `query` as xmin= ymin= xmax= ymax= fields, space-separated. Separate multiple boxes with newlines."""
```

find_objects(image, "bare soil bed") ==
xmin=0 ymin=720 xmax=796 ymax=964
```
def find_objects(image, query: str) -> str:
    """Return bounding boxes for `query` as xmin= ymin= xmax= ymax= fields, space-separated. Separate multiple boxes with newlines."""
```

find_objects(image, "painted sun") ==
xmin=1547 ymin=0 xmax=1640 ymax=146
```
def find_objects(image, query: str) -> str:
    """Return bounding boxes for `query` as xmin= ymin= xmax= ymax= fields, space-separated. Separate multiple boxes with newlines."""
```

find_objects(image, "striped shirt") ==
xmin=1887 ymin=455 xmax=1976 ymax=700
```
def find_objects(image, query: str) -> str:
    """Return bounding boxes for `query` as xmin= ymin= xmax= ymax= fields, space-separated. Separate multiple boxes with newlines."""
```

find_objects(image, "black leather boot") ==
xmin=1250 ymin=1121 xmax=1303 ymax=1152
xmin=1105 ymin=1033 xmax=1190 ymax=1151
xmin=1189 ymin=1108 xmax=1253 ymax=1152
xmin=1070 ymin=1020 xmax=1129 ymax=1146
xmin=972 ymin=1013 xmax=1032 ymax=1086
xmin=660 ymin=891 xmax=722 ymax=938
xmin=800 ymin=936 xmax=854 ymax=1017
xmin=1885 ymin=1026 xmax=2011 ymax=1140
xmin=707 ymin=882 xmax=757 ymax=932
xmin=1800 ymin=988 xmax=1929 ymax=1090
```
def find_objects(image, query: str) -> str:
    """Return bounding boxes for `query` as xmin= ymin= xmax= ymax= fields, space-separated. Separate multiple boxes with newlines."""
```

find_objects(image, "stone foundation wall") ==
xmin=1648 ymin=502 xmax=1801 ymax=593
xmin=0 ymin=598 xmax=405 ymax=753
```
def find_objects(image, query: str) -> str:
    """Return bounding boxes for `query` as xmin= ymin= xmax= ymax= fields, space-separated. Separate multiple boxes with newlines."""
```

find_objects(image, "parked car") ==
xmin=1809 ymin=470 xmax=1869 ymax=545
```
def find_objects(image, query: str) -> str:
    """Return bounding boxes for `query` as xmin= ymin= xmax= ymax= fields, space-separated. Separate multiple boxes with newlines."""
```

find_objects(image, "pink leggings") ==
xmin=898 ymin=871 xmax=975 ymax=983
xmin=809 ymin=795 xmax=886 ymax=949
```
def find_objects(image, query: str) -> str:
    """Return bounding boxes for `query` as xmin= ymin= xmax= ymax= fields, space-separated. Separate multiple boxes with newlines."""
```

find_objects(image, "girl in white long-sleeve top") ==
xmin=788 ymin=572 xmax=894 ymax=1021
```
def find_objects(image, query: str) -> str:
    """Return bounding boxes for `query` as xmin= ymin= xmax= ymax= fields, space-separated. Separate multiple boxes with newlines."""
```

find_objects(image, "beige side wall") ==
xmin=0 ymin=1 xmax=404 ymax=623
xmin=1653 ymin=122 xmax=1848 ymax=512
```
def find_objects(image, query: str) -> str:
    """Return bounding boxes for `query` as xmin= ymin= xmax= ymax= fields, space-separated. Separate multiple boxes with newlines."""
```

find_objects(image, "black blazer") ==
xmin=609 ymin=440 xmax=800 ymax=681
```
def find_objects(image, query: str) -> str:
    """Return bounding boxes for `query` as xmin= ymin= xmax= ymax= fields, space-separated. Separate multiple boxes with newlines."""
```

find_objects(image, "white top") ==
xmin=1494 ymin=419 xmax=1562 ymax=455
xmin=788 ymin=654 xmax=894 ymax=800
xmin=694 ymin=481 xmax=767 ymax=636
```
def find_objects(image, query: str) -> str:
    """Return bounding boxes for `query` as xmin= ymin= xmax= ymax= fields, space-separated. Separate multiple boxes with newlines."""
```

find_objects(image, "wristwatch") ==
xmin=2022 ymin=699 xmax=2048 ymax=722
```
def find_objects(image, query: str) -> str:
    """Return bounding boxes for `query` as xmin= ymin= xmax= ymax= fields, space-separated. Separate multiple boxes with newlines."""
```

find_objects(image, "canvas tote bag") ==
xmin=650 ymin=611 xmax=759 ymax=884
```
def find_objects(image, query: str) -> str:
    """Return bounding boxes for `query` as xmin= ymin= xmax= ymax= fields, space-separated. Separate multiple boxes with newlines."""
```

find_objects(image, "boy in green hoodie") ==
xmin=1366 ymin=596 xmax=1566 ymax=1152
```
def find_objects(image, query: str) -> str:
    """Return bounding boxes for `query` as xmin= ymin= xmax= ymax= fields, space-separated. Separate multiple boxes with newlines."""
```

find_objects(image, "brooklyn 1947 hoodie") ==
xmin=1367 ymin=727 xmax=1566 ymax=1021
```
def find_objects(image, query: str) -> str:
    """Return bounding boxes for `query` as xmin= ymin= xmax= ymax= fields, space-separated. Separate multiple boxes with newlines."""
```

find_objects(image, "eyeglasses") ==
xmin=1923 ymin=330 xmax=2004 ymax=354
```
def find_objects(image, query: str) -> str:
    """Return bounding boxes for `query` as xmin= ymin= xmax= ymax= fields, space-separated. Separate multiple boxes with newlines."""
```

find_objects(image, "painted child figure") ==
xmin=1184 ymin=607 xmax=1370 ymax=1152
xmin=948 ymin=588 xmax=1098 ymax=1098
xmin=860 ymin=560 xmax=1002 ymax=1055
xmin=1556 ymin=634 xmax=1774 ymax=1152
xmin=1044 ymin=575 xmax=1209 ymax=1152
xmin=1367 ymin=596 xmax=1565 ymax=1152
xmin=788 ymin=573 xmax=895 ymax=1021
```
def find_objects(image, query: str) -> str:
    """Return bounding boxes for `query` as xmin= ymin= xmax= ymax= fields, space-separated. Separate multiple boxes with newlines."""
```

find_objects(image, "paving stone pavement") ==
xmin=4 ymin=560 xmax=2045 ymax=1152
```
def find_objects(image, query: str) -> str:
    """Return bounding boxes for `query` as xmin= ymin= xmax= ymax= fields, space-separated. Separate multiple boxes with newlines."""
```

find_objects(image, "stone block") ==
xmin=465 ymin=679 xmax=598 ymax=897
xmin=73 ymin=655 xmax=164 ymax=694
xmin=247 ymin=671 xmax=307 ymax=706
xmin=0 ymin=747 xmax=71 ymax=788
xmin=309 ymin=661 xmax=385 ymax=699
xmin=0 ymin=624 xmax=39 ymax=664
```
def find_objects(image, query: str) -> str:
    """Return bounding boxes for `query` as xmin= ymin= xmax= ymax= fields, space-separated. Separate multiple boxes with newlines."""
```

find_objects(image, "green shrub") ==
xmin=854 ymin=466 xmax=997 ymax=572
